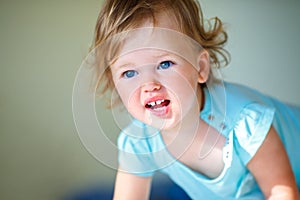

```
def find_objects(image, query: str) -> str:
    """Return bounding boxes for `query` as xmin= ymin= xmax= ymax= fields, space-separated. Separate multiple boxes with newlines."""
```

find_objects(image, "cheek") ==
xmin=164 ymin=72 xmax=199 ymax=111
xmin=115 ymin=82 xmax=141 ymax=108
xmin=165 ymin=71 xmax=199 ymax=96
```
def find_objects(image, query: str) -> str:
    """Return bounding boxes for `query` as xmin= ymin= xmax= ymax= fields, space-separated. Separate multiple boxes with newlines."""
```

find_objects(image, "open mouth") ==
xmin=145 ymin=99 xmax=171 ymax=110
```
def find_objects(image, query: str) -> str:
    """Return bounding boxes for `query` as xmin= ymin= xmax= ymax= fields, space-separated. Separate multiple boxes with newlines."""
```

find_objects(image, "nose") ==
xmin=142 ymin=82 xmax=161 ymax=93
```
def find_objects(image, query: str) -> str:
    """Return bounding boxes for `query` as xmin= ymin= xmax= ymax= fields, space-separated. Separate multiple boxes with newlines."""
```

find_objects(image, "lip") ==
xmin=150 ymin=106 xmax=170 ymax=117
xmin=144 ymin=96 xmax=171 ymax=117
xmin=144 ymin=96 xmax=166 ymax=106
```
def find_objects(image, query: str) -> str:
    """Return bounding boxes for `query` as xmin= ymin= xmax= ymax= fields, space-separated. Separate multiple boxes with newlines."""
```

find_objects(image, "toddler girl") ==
xmin=90 ymin=0 xmax=300 ymax=199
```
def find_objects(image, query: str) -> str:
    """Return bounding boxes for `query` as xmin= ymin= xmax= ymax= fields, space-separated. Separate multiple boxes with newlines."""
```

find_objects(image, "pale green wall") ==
xmin=202 ymin=0 xmax=300 ymax=105
xmin=0 ymin=1 xmax=299 ymax=200
xmin=0 ymin=1 xmax=115 ymax=200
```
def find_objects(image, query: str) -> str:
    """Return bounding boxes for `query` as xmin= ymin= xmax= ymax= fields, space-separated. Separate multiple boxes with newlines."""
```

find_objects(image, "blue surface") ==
xmin=65 ymin=173 xmax=190 ymax=200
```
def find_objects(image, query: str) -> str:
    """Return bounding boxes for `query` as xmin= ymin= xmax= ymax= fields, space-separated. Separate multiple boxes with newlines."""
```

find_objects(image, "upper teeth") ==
xmin=148 ymin=100 xmax=164 ymax=106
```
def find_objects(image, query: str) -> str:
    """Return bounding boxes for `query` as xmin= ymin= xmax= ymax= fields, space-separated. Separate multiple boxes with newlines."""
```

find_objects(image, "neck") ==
xmin=160 ymin=98 xmax=203 ymax=152
xmin=161 ymin=113 xmax=211 ymax=161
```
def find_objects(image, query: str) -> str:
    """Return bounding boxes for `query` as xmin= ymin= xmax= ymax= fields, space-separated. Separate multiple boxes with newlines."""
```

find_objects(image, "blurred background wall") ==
xmin=202 ymin=0 xmax=300 ymax=105
xmin=0 ymin=0 xmax=299 ymax=200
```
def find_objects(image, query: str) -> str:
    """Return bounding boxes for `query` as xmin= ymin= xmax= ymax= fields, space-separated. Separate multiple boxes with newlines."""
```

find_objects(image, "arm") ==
xmin=247 ymin=126 xmax=299 ymax=200
xmin=113 ymin=169 xmax=152 ymax=200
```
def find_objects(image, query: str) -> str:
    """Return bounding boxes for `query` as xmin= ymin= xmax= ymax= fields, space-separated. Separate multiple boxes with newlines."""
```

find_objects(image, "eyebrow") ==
xmin=152 ymin=51 xmax=174 ymax=59
xmin=109 ymin=54 xmax=133 ymax=70
xmin=111 ymin=61 xmax=134 ymax=72
xmin=111 ymin=51 xmax=175 ymax=70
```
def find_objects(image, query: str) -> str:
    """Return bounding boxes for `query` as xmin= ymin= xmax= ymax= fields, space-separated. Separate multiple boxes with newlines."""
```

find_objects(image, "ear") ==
xmin=197 ymin=50 xmax=210 ymax=84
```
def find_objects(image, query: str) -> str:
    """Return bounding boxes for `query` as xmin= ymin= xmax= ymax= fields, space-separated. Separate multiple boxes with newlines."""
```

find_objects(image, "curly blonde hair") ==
xmin=90 ymin=0 xmax=230 ymax=106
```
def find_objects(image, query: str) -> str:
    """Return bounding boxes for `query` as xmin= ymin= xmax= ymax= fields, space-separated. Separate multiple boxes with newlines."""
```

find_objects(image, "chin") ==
xmin=129 ymin=108 xmax=181 ymax=130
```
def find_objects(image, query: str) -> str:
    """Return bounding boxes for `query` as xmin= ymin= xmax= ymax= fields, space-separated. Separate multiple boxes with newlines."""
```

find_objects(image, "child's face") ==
xmin=110 ymin=14 xmax=206 ymax=131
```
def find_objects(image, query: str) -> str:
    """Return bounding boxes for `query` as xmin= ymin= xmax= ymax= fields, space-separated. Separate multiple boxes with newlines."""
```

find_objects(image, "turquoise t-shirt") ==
xmin=117 ymin=81 xmax=300 ymax=199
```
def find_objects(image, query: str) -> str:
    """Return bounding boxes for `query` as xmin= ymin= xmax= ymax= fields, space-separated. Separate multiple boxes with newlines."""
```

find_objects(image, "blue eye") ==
xmin=158 ymin=61 xmax=174 ymax=70
xmin=122 ymin=70 xmax=138 ymax=78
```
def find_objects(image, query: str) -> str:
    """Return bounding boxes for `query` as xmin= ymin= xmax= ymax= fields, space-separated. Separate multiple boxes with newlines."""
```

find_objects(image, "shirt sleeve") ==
xmin=117 ymin=122 xmax=156 ymax=177
xmin=233 ymin=103 xmax=275 ymax=165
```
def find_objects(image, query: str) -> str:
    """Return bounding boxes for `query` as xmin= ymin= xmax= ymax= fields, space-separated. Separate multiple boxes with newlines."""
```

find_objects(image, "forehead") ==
xmin=119 ymin=12 xmax=183 ymax=53
xmin=111 ymin=27 xmax=201 ymax=66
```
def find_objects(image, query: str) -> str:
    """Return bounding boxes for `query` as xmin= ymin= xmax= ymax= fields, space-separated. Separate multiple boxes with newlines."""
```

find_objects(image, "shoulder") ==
xmin=223 ymin=81 xmax=274 ymax=108
xmin=202 ymin=81 xmax=275 ymax=132
xmin=210 ymin=82 xmax=276 ymax=164
xmin=117 ymin=120 xmax=160 ymax=176
xmin=222 ymin=81 xmax=276 ymax=123
xmin=118 ymin=119 xmax=158 ymax=153
xmin=232 ymin=102 xmax=275 ymax=165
